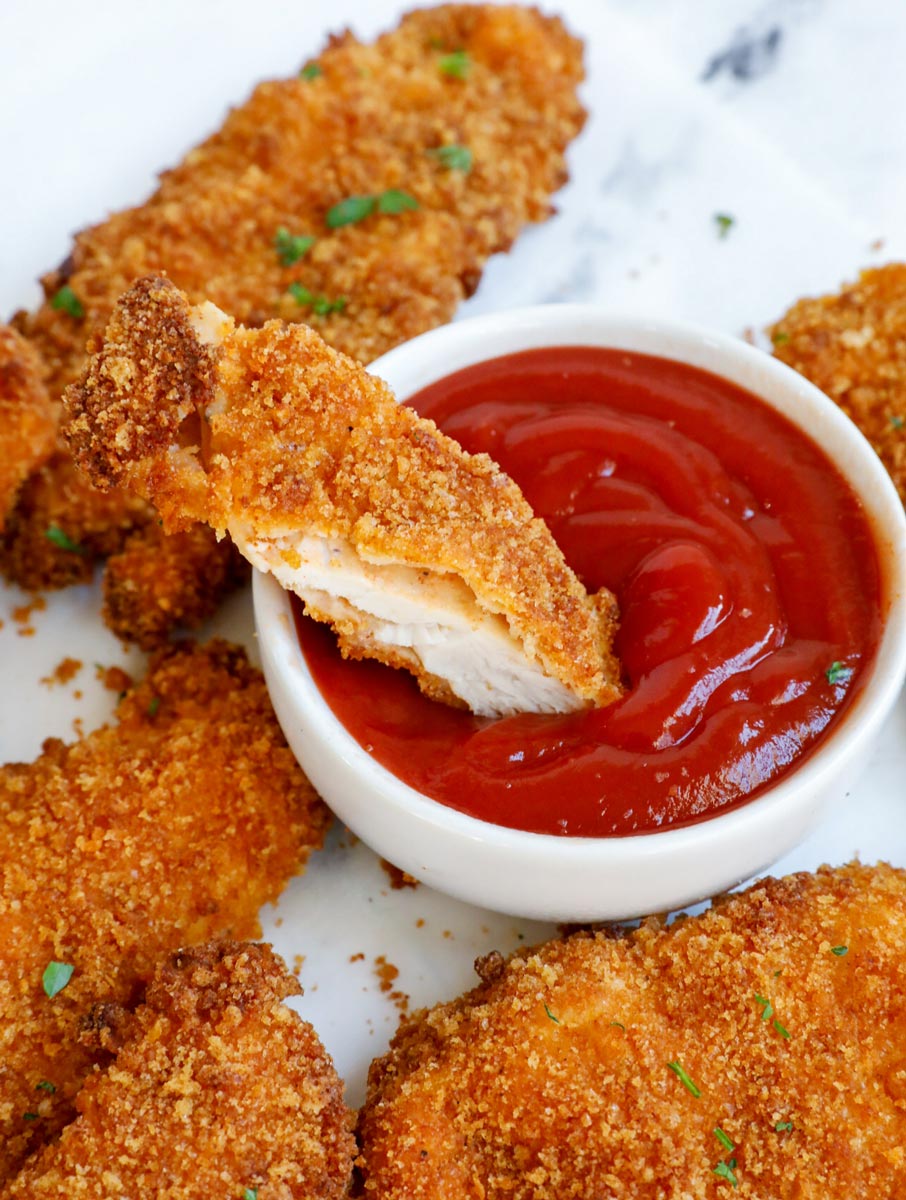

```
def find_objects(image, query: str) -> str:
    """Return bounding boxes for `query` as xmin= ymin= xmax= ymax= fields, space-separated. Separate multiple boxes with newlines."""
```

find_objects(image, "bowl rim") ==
xmin=253 ymin=303 xmax=906 ymax=869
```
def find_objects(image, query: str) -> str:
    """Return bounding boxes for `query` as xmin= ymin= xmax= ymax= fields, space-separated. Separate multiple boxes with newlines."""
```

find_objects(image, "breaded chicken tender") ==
xmin=770 ymin=264 xmax=906 ymax=502
xmin=359 ymin=862 xmax=906 ymax=1199
xmin=0 ymin=640 xmax=328 ymax=1183
xmin=0 ymin=326 xmax=56 ymax=529
xmin=5 ymin=4 xmax=585 ymax=638
xmin=1 ymin=942 xmax=354 ymax=1200
xmin=65 ymin=278 xmax=621 ymax=717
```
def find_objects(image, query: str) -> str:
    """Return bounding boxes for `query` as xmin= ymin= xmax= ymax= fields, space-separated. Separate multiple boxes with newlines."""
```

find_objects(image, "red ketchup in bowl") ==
xmin=296 ymin=347 xmax=882 ymax=836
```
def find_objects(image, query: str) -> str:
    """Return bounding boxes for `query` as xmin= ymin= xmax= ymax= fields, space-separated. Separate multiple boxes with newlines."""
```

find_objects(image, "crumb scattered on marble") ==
xmin=373 ymin=954 xmax=410 ymax=1016
xmin=442 ymin=930 xmax=453 ymax=940
xmin=96 ymin=664 xmax=134 ymax=693
xmin=273 ymin=916 xmax=283 ymax=928
xmin=41 ymin=656 xmax=83 ymax=687
xmin=73 ymin=689 xmax=82 ymax=700
xmin=350 ymin=952 xmax=365 ymax=963
xmin=741 ymin=327 xmax=756 ymax=345
xmin=380 ymin=858 xmax=420 ymax=890
xmin=292 ymin=954 xmax=305 ymax=977
xmin=71 ymin=717 xmax=84 ymax=738
xmin=12 ymin=595 xmax=46 ymax=630
xmin=415 ymin=918 xmax=425 ymax=929
xmin=870 ymin=237 xmax=885 ymax=252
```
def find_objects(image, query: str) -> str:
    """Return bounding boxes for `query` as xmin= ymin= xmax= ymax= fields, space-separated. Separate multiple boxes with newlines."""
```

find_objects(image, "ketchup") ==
xmin=296 ymin=347 xmax=883 ymax=836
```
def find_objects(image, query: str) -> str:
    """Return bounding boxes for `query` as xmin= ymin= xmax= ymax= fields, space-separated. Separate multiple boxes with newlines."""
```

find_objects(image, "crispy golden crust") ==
xmin=1 ymin=942 xmax=354 ymax=1199
xmin=65 ymin=277 xmax=622 ymax=709
xmin=102 ymin=523 xmax=249 ymax=650
xmin=769 ymin=264 xmax=906 ymax=502
xmin=0 ymin=640 xmax=328 ymax=1182
xmin=19 ymin=4 xmax=584 ymax=397
xmin=358 ymin=862 xmax=906 ymax=1199
xmin=0 ymin=327 xmax=56 ymax=531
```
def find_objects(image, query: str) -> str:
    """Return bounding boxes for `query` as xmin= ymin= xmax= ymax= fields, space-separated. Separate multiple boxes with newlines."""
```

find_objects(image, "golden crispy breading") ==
xmin=3 ymin=5 xmax=584 ymax=628
xmin=0 ymin=449 xmax=151 ymax=589
xmin=358 ymin=862 xmax=906 ymax=1199
xmin=1 ymin=942 xmax=354 ymax=1199
xmin=0 ymin=327 xmax=56 ymax=530
xmin=0 ymin=640 xmax=328 ymax=1183
xmin=770 ymin=264 xmax=906 ymax=502
xmin=17 ymin=4 xmax=584 ymax=397
xmin=102 ymin=523 xmax=249 ymax=650
xmin=64 ymin=277 xmax=622 ymax=713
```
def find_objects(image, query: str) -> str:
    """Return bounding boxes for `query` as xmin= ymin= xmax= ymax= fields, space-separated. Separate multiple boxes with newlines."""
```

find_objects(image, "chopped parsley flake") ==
xmin=892 ymin=414 xmax=905 ymax=430
xmin=714 ymin=1127 xmax=735 ymax=1153
xmin=830 ymin=945 xmax=849 ymax=956
xmin=438 ymin=49 xmax=471 ymax=78
xmin=288 ymin=282 xmax=347 ymax=316
xmin=610 ymin=1020 xmax=625 ymax=1030
xmin=713 ymin=1158 xmax=738 ymax=1188
xmin=147 ymin=696 xmax=161 ymax=718
xmin=42 ymin=961 xmax=74 ymax=999
xmin=775 ymin=1120 xmax=794 ymax=1132
xmin=23 ymin=1112 xmax=39 ymax=1122
xmin=326 ymin=194 xmax=377 ymax=227
xmin=299 ymin=62 xmax=322 ymax=80
xmin=428 ymin=143 xmax=473 ymax=172
xmin=376 ymin=188 xmax=419 ymax=215
xmin=51 ymin=285 xmax=84 ymax=318
xmin=543 ymin=1003 xmax=560 ymax=1024
xmin=45 ymin=525 xmax=85 ymax=554
xmin=35 ymin=1081 xmax=55 ymax=1093
xmin=754 ymin=993 xmax=774 ymax=1022
xmin=773 ymin=1019 xmax=791 ymax=1039
xmin=826 ymin=661 xmax=853 ymax=685
xmin=714 ymin=213 xmax=735 ymax=239
xmin=242 ymin=1190 xmax=258 ymax=1200
xmin=666 ymin=1061 xmax=701 ymax=1098
xmin=274 ymin=227 xmax=316 ymax=266
xmin=771 ymin=330 xmax=790 ymax=345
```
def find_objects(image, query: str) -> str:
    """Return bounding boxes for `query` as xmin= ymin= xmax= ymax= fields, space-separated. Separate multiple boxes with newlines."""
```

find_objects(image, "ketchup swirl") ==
xmin=297 ymin=347 xmax=882 ymax=836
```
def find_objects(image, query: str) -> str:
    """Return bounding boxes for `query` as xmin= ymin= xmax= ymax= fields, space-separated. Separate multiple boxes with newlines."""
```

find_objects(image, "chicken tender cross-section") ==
xmin=0 ymin=326 xmax=56 ymax=530
xmin=1 ymin=942 xmax=354 ymax=1200
xmin=770 ymin=263 xmax=906 ymax=503
xmin=4 ymin=3 xmax=585 ymax=620
xmin=0 ymin=639 xmax=328 ymax=1183
xmin=65 ymin=278 xmax=622 ymax=718
xmin=358 ymin=862 xmax=906 ymax=1199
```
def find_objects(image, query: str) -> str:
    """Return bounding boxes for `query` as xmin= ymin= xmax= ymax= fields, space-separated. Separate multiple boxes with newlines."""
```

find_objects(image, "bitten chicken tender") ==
xmin=0 ymin=326 xmax=56 ymax=529
xmin=0 ymin=942 xmax=354 ymax=1200
xmin=769 ymin=263 xmax=906 ymax=502
xmin=358 ymin=862 xmax=906 ymax=1199
xmin=5 ymin=4 xmax=585 ymax=637
xmin=64 ymin=277 xmax=621 ymax=717
xmin=0 ymin=640 xmax=328 ymax=1183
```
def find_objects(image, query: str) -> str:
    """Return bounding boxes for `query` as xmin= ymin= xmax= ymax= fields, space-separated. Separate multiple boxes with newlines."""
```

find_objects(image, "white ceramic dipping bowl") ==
xmin=254 ymin=306 xmax=906 ymax=922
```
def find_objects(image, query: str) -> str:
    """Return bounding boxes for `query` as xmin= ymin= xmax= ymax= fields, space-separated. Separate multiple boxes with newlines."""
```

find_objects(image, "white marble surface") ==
xmin=2 ymin=1 xmax=905 ymax=1105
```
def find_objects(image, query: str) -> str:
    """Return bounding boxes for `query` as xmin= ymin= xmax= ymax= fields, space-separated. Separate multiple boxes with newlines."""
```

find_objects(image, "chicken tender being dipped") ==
xmin=0 ymin=326 xmax=56 ymax=530
xmin=0 ymin=639 xmax=328 ymax=1183
xmin=64 ymin=277 xmax=622 ymax=718
xmin=0 ymin=942 xmax=354 ymax=1200
xmin=358 ymin=862 xmax=906 ymax=1199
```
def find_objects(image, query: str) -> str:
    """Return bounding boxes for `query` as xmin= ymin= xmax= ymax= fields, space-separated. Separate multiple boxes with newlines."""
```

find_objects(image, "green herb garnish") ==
xmin=666 ymin=1061 xmax=701 ymax=1098
xmin=376 ymin=188 xmax=419 ymax=215
xmin=147 ymin=696 xmax=161 ymax=718
xmin=299 ymin=62 xmax=322 ymax=80
xmin=825 ymin=661 xmax=853 ymax=685
xmin=326 ymin=194 xmax=377 ymax=228
xmin=42 ymin=961 xmax=74 ymax=999
xmin=610 ymin=1020 xmax=625 ymax=1030
xmin=35 ymin=1081 xmax=55 ymax=1093
xmin=830 ymin=945 xmax=849 ymax=956
xmin=714 ymin=213 xmax=735 ymax=239
xmin=274 ymin=227 xmax=316 ymax=266
xmin=45 ymin=525 xmax=85 ymax=555
xmin=23 ymin=1112 xmax=39 ymax=1122
xmin=773 ymin=1019 xmax=791 ymax=1039
xmin=892 ymin=414 xmax=905 ymax=430
xmin=288 ymin=282 xmax=347 ymax=316
xmin=543 ymin=1003 xmax=560 ymax=1024
xmin=754 ymin=993 xmax=774 ymax=1022
xmin=428 ymin=143 xmax=473 ymax=172
xmin=775 ymin=1120 xmax=794 ymax=1132
xmin=439 ymin=49 xmax=471 ymax=78
xmin=51 ymin=285 xmax=84 ymax=318
xmin=714 ymin=1127 xmax=735 ymax=1153
xmin=242 ymin=1190 xmax=258 ymax=1200
xmin=771 ymin=330 xmax=790 ymax=345
xmin=713 ymin=1158 xmax=738 ymax=1188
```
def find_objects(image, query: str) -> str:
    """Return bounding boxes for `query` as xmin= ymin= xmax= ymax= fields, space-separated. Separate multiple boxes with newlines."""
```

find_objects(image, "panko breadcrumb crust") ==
xmin=0 ymin=326 xmax=56 ymax=530
xmin=4 ymin=4 xmax=585 ymax=644
xmin=770 ymin=263 xmax=906 ymax=502
xmin=0 ymin=640 xmax=328 ymax=1183
xmin=358 ymin=862 xmax=906 ymax=1199
xmin=64 ymin=276 xmax=622 ymax=710
xmin=0 ymin=942 xmax=354 ymax=1200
